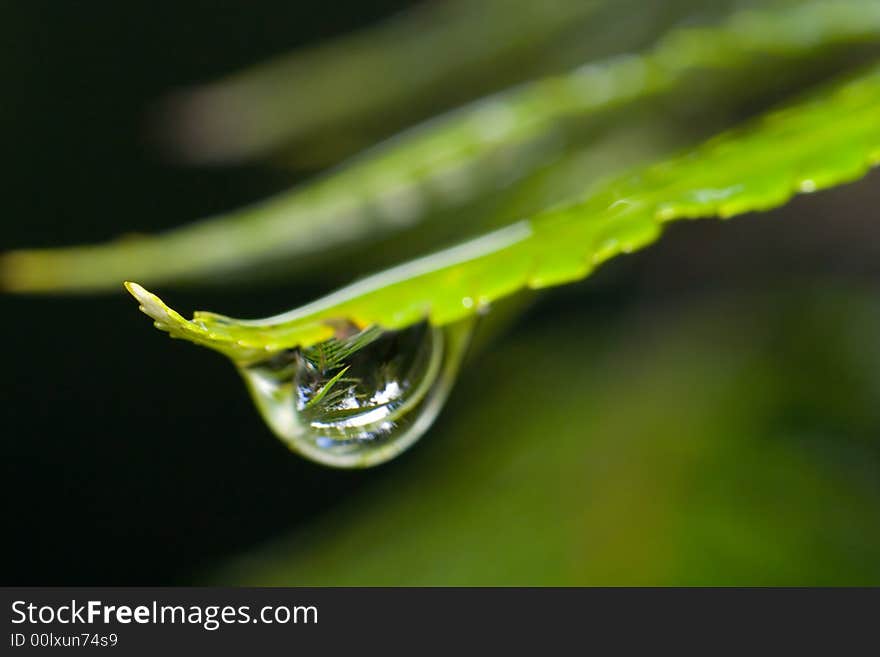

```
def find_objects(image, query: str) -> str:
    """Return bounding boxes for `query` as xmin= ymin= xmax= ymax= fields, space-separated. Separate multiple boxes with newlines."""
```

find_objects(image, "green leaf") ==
xmin=125 ymin=61 xmax=880 ymax=363
xmin=163 ymin=0 xmax=607 ymax=166
xmin=5 ymin=0 xmax=880 ymax=293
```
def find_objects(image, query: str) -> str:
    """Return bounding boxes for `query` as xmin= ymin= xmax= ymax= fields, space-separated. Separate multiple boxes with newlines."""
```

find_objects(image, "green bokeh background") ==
xmin=213 ymin=280 xmax=880 ymax=585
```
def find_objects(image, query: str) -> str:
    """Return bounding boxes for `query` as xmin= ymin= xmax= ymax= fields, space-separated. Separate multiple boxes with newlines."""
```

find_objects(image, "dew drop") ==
xmin=799 ymin=179 xmax=817 ymax=193
xmin=237 ymin=318 xmax=475 ymax=468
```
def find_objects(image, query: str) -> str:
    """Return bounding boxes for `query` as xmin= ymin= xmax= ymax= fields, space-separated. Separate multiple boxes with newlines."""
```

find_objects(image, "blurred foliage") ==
xmin=161 ymin=0 xmax=880 ymax=168
xmin=160 ymin=0 xmax=609 ymax=166
xmin=213 ymin=285 xmax=880 ymax=585
xmin=5 ymin=0 xmax=880 ymax=293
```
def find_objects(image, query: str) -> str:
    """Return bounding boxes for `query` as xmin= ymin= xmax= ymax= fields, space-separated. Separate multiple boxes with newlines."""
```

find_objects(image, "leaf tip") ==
xmin=124 ymin=281 xmax=174 ymax=324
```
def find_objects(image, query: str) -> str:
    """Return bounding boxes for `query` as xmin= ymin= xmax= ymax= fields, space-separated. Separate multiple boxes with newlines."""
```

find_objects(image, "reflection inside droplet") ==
xmin=238 ymin=318 xmax=474 ymax=468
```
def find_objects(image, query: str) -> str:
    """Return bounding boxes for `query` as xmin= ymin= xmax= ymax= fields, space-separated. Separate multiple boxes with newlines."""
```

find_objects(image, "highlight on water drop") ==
xmin=238 ymin=318 xmax=475 ymax=468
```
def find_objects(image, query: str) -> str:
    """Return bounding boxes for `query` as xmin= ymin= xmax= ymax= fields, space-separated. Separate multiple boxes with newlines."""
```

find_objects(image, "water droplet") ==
xmin=238 ymin=318 xmax=475 ymax=468
xmin=799 ymin=179 xmax=817 ymax=193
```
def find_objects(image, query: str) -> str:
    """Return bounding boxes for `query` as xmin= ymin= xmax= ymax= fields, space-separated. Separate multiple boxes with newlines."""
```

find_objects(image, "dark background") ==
xmin=1 ymin=0 xmax=416 ymax=584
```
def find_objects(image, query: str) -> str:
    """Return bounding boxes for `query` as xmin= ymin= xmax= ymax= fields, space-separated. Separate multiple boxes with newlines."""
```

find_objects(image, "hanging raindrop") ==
xmin=238 ymin=318 xmax=475 ymax=467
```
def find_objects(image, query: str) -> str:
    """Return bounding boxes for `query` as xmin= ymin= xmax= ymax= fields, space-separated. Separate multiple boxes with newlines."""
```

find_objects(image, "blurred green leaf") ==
xmin=5 ymin=0 xmax=880 ymax=293
xmin=161 ymin=0 xmax=608 ymax=166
